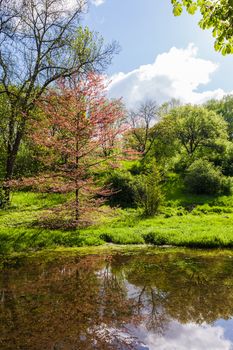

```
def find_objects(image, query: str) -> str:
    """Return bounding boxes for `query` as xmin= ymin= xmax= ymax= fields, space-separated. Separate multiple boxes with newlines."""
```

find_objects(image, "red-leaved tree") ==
xmin=30 ymin=73 xmax=126 ymax=226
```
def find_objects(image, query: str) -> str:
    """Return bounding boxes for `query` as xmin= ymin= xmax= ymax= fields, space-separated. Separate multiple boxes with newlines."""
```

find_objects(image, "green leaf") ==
xmin=213 ymin=29 xmax=218 ymax=38
xmin=173 ymin=5 xmax=183 ymax=16
xmin=226 ymin=44 xmax=232 ymax=54
xmin=222 ymin=46 xmax=227 ymax=55
xmin=187 ymin=4 xmax=197 ymax=14
xmin=214 ymin=41 xmax=221 ymax=51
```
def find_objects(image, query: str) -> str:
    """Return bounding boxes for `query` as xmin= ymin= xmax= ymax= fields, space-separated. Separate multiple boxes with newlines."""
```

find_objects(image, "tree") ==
xmin=0 ymin=0 xmax=119 ymax=204
xmin=157 ymin=105 xmax=228 ymax=158
xmin=126 ymin=100 xmax=159 ymax=157
xmin=158 ymin=98 xmax=181 ymax=118
xmin=205 ymin=95 xmax=233 ymax=140
xmin=30 ymin=74 xmax=125 ymax=226
xmin=0 ymin=92 xmax=9 ymax=179
xmin=171 ymin=0 xmax=233 ymax=55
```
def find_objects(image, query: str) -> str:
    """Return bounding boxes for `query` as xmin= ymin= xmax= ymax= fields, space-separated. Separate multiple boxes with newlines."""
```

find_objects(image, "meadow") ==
xmin=1 ymin=191 xmax=233 ymax=255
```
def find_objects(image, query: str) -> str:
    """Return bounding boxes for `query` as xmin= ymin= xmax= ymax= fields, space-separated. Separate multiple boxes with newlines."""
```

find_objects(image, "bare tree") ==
xmin=158 ymin=98 xmax=180 ymax=118
xmin=128 ymin=99 xmax=159 ymax=157
xmin=0 ymin=0 xmax=119 ymax=204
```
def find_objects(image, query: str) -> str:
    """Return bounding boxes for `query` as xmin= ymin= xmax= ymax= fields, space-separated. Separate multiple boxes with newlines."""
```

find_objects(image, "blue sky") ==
xmin=84 ymin=0 xmax=233 ymax=107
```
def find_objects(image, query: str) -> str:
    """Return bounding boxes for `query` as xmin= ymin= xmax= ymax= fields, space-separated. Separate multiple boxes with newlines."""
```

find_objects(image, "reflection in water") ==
xmin=1 ymin=250 xmax=233 ymax=349
xmin=133 ymin=322 xmax=232 ymax=350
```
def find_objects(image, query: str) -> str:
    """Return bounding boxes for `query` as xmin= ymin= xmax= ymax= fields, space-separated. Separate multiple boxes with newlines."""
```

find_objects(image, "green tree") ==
xmin=157 ymin=105 xmax=228 ymax=158
xmin=171 ymin=0 xmax=233 ymax=55
xmin=205 ymin=95 xmax=233 ymax=140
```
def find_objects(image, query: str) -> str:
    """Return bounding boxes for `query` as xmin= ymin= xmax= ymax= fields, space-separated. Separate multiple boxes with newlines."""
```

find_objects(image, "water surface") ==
xmin=1 ymin=248 xmax=233 ymax=349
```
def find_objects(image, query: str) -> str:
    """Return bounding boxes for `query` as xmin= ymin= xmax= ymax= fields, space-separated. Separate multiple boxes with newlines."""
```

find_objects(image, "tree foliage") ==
xmin=29 ymin=74 xmax=125 ymax=225
xmin=171 ymin=0 xmax=233 ymax=55
xmin=205 ymin=95 xmax=233 ymax=140
xmin=157 ymin=105 xmax=228 ymax=157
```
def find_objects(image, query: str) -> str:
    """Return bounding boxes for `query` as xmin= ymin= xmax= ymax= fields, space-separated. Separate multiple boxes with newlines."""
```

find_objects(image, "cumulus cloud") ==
xmin=91 ymin=0 xmax=105 ymax=6
xmin=108 ymin=44 xmax=231 ymax=108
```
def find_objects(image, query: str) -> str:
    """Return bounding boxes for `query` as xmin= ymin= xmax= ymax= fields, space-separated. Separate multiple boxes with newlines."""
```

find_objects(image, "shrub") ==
xmin=221 ymin=176 xmax=232 ymax=195
xmin=135 ymin=167 xmax=163 ymax=216
xmin=105 ymin=165 xmax=163 ymax=214
xmin=184 ymin=159 xmax=231 ymax=195
xmin=174 ymin=155 xmax=193 ymax=173
xmin=106 ymin=170 xmax=141 ymax=208
xmin=221 ymin=145 xmax=233 ymax=176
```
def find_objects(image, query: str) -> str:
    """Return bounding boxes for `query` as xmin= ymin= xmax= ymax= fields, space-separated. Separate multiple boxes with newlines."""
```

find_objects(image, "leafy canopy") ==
xmin=157 ymin=105 xmax=228 ymax=157
xmin=205 ymin=95 xmax=233 ymax=140
xmin=171 ymin=0 xmax=233 ymax=55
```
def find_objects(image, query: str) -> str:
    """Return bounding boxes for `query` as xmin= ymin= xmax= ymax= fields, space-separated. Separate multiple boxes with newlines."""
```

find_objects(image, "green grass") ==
xmin=0 ymin=193 xmax=105 ymax=254
xmin=1 ymin=191 xmax=233 ymax=255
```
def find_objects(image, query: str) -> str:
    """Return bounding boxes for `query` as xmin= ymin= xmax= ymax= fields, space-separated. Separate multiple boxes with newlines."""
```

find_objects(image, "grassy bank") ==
xmin=0 ymin=191 xmax=233 ymax=254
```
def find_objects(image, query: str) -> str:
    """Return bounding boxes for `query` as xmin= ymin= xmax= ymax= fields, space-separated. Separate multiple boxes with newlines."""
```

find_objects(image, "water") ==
xmin=1 ymin=248 xmax=233 ymax=349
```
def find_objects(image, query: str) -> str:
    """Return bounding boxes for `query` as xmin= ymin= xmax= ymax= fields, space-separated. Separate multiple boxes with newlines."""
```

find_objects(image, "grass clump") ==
xmin=99 ymin=231 xmax=145 ymax=245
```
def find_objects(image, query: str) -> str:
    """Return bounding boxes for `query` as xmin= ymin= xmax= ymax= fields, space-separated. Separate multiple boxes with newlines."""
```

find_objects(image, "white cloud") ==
xmin=108 ymin=44 xmax=231 ymax=108
xmin=91 ymin=0 xmax=105 ymax=6
xmin=14 ymin=0 xmax=87 ymax=15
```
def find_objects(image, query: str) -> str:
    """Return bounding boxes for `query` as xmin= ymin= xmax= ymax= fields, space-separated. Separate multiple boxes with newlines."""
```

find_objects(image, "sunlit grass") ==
xmin=0 ymin=191 xmax=233 ymax=254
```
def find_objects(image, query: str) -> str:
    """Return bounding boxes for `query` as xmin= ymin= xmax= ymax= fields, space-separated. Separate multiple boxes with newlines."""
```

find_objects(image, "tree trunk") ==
xmin=2 ymin=126 xmax=24 ymax=206
xmin=75 ymin=186 xmax=79 ymax=222
xmin=3 ymin=152 xmax=16 ymax=206
xmin=75 ymin=114 xmax=80 ymax=224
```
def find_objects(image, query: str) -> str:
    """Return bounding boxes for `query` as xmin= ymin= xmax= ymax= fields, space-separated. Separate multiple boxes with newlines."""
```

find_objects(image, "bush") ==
xmin=135 ymin=167 xmax=163 ymax=216
xmin=105 ymin=165 xmax=163 ymax=214
xmin=221 ymin=176 xmax=232 ymax=195
xmin=221 ymin=146 xmax=233 ymax=176
xmin=106 ymin=170 xmax=141 ymax=208
xmin=174 ymin=155 xmax=193 ymax=173
xmin=184 ymin=159 xmax=231 ymax=195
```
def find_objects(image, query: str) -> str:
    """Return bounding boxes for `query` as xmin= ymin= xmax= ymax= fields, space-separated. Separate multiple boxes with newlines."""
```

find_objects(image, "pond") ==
xmin=1 ymin=248 xmax=233 ymax=349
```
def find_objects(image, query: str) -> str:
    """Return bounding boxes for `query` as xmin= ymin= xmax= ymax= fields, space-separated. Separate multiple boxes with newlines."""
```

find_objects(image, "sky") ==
xmin=84 ymin=0 xmax=233 ymax=108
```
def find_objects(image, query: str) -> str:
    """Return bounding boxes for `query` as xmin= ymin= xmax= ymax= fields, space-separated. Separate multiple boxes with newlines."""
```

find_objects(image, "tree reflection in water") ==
xmin=1 ymin=250 xmax=233 ymax=349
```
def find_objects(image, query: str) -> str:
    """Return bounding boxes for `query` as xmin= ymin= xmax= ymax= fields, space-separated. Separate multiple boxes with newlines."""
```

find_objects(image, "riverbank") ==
xmin=1 ymin=191 xmax=233 ymax=254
